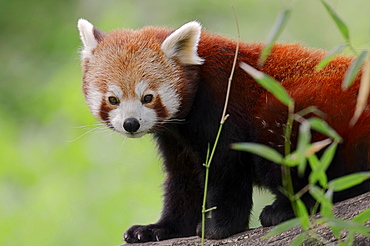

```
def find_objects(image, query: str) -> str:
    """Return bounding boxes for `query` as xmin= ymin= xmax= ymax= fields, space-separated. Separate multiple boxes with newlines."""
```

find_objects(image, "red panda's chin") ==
xmin=122 ymin=131 xmax=148 ymax=139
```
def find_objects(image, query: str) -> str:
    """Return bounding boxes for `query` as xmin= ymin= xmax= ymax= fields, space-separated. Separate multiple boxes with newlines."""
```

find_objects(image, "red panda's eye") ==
xmin=142 ymin=94 xmax=153 ymax=104
xmin=108 ymin=96 xmax=119 ymax=105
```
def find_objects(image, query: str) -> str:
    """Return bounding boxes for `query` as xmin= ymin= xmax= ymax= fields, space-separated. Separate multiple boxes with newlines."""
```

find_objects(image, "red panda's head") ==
xmin=77 ymin=19 xmax=203 ymax=138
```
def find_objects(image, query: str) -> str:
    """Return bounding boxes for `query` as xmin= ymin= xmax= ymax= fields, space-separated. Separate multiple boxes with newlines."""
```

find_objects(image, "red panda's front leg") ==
xmin=124 ymin=132 xmax=203 ymax=243
xmin=195 ymin=147 xmax=254 ymax=239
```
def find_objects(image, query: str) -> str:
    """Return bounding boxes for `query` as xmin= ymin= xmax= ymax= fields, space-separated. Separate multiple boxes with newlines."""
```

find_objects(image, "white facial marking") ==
xmin=103 ymin=82 xmax=159 ymax=138
xmin=158 ymin=83 xmax=180 ymax=117
xmin=108 ymin=84 xmax=123 ymax=99
xmin=135 ymin=80 xmax=150 ymax=97
xmin=85 ymin=85 xmax=103 ymax=120
xmin=109 ymin=99 xmax=157 ymax=138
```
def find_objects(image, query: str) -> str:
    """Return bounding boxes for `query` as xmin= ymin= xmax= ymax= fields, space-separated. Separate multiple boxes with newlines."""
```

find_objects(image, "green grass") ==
xmin=0 ymin=114 xmax=164 ymax=245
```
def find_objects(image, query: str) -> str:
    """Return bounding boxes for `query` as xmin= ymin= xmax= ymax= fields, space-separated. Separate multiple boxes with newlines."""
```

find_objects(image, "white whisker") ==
xmin=72 ymin=122 xmax=105 ymax=129
xmin=161 ymin=118 xmax=187 ymax=124
xmin=65 ymin=121 xmax=113 ymax=142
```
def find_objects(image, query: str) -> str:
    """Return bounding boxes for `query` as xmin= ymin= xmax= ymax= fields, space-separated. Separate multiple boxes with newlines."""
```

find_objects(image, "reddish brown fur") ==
xmin=80 ymin=23 xmax=370 ymax=243
xmin=196 ymin=31 xmax=369 ymax=171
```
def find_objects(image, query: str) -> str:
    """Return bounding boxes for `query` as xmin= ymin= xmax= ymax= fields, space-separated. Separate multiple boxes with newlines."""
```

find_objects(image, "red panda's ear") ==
xmin=161 ymin=21 xmax=204 ymax=65
xmin=77 ymin=18 xmax=105 ymax=60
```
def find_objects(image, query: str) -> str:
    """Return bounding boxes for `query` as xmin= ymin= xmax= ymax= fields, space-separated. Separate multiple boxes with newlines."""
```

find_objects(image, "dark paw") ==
xmin=124 ymin=224 xmax=173 ymax=243
xmin=260 ymin=203 xmax=295 ymax=227
xmin=196 ymin=218 xmax=246 ymax=240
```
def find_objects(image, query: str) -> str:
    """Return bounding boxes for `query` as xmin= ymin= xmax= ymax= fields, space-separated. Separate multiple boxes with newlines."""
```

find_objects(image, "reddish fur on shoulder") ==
xmin=196 ymin=32 xmax=369 ymax=170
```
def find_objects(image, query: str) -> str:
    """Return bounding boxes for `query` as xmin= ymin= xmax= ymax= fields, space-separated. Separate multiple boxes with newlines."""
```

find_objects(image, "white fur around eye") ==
xmin=158 ymin=84 xmax=180 ymax=117
xmin=108 ymin=84 xmax=124 ymax=99
xmin=108 ymin=99 xmax=157 ymax=138
xmin=135 ymin=81 xmax=149 ymax=97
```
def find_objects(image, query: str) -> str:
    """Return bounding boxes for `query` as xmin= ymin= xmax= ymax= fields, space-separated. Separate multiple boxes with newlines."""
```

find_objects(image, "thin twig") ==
xmin=221 ymin=5 xmax=240 ymax=124
xmin=201 ymin=5 xmax=241 ymax=245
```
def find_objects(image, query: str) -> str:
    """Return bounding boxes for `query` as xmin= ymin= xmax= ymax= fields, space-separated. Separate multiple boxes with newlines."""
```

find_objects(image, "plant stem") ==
xmin=201 ymin=124 xmax=223 ymax=245
xmin=282 ymin=103 xmax=298 ymax=215
xmin=221 ymin=16 xmax=240 ymax=124
xmin=284 ymin=104 xmax=295 ymax=156
xmin=201 ymin=6 xmax=240 ymax=245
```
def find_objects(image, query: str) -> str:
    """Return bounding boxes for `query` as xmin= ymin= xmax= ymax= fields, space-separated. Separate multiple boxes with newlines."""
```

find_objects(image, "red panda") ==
xmin=77 ymin=19 xmax=370 ymax=243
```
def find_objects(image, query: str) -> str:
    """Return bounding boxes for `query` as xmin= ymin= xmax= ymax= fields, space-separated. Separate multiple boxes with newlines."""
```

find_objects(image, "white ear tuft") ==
xmin=77 ymin=18 xmax=100 ymax=59
xmin=161 ymin=21 xmax=204 ymax=65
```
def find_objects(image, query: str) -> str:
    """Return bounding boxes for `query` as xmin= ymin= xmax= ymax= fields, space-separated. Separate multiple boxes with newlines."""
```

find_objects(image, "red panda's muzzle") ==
xmin=123 ymin=118 xmax=140 ymax=133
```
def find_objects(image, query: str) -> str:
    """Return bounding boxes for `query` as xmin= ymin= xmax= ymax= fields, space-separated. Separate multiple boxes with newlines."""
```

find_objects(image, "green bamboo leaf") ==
xmin=231 ymin=142 xmax=284 ymax=164
xmin=326 ymin=218 xmax=370 ymax=236
xmin=264 ymin=217 xmax=301 ymax=238
xmin=308 ymin=118 xmax=342 ymax=143
xmin=320 ymin=141 xmax=338 ymax=169
xmin=353 ymin=208 xmax=370 ymax=224
xmin=321 ymin=0 xmax=350 ymax=42
xmin=325 ymin=187 xmax=334 ymax=200
xmin=342 ymin=50 xmax=368 ymax=90
xmin=328 ymin=171 xmax=370 ymax=191
xmin=240 ymin=62 xmax=294 ymax=106
xmin=316 ymin=217 xmax=341 ymax=239
xmin=316 ymin=44 xmax=347 ymax=70
xmin=296 ymin=121 xmax=311 ymax=176
xmin=284 ymin=151 xmax=300 ymax=167
xmin=313 ymin=173 xmax=327 ymax=188
xmin=309 ymin=185 xmax=334 ymax=218
xmin=259 ymin=8 xmax=292 ymax=66
xmin=331 ymin=224 xmax=341 ymax=242
xmin=308 ymin=153 xmax=320 ymax=170
xmin=316 ymin=142 xmax=337 ymax=186
xmin=345 ymin=232 xmax=356 ymax=246
xmin=321 ymin=198 xmax=335 ymax=220
xmin=289 ymin=233 xmax=306 ymax=246
xmin=347 ymin=208 xmax=370 ymax=242
xmin=308 ymin=154 xmax=328 ymax=186
xmin=309 ymin=185 xmax=330 ymax=206
xmin=296 ymin=199 xmax=310 ymax=230
xmin=350 ymin=54 xmax=370 ymax=126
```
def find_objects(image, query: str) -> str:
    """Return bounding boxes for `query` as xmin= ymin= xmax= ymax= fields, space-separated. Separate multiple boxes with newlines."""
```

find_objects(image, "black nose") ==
xmin=123 ymin=118 xmax=140 ymax=133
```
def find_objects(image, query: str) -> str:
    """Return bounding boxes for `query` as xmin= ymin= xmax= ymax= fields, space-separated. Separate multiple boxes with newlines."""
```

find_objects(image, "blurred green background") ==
xmin=1 ymin=0 xmax=369 ymax=245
